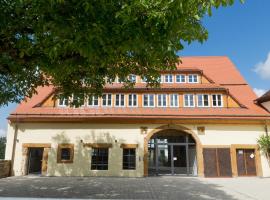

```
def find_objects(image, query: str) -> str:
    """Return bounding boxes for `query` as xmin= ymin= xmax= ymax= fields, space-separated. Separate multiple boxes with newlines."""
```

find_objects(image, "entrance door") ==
xmin=236 ymin=149 xmax=257 ymax=176
xmin=28 ymin=148 xmax=44 ymax=174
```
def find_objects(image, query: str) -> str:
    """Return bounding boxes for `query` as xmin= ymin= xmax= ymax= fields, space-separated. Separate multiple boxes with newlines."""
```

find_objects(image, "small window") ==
xmin=73 ymin=94 xmax=85 ymax=107
xmin=123 ymin=148 xmax=136 ymax=170
xmin=115 ymin=94 xmax=125 ymax=107
xmin=197 ymin=94 xmax=210 ymax=107
xmin=128 ymin=94 xmax=137 ymax=107
xmin=170 ymin=94 xmax=179 ymax=107
xmin=57 ymin=144 xmax=74 ymax=163
xmin=91 ymin=148 xmax=109 ymax=170
xmin=184 ymin=94 xmax=195 ymax=107
xmin=58 ymin=96 xmax=68 ymax=107
xmin=143 ymin=94 xmax=155 ymax=107
xmin=141 ymin=76 xmax=147 ymax=83
xmin=88 ymin=95 xmax=99 ymax=106
xmin=157 ymin=94 xmax=167 ymax=107
xmin=102 ymin=94 xmax=112 ymax=107
xmin=188 ymin=74 xmax=198 ymax=83
xmin=164 ymin=74 xmax=173 ymax=83
xmin=212 ymin=94 xmax=223 ymax=107
xmin=176 ymin=74 xmax=186 ymax=83
xmin=128 ymin=75 xmax=136 ymax=83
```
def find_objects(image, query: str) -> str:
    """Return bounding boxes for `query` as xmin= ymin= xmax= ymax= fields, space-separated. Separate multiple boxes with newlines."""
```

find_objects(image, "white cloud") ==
xmin=253 ymin=88 xmax=267 ymax=97
xmin=254 ymin=52 xmax=270 ymax=79
xmin=0 ymin=128 xmax=6 ymax=137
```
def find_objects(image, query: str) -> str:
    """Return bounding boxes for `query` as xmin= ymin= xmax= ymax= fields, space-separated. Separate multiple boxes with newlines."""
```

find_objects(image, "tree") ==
xmin=0 ymin=137 xmax=6 ymax=159
xmin=0 ymin=0 xmax=241 ymax=106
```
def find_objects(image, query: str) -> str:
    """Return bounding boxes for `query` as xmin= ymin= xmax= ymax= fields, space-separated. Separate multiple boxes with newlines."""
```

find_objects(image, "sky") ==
xmin=1 ymin=0 xmax=270 ymax=137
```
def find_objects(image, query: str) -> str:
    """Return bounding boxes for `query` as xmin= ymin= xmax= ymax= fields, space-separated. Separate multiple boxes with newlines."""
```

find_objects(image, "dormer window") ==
xmin=115 ymin=94 xmax=125 ymax=107
xmin=102 ymin=94 xmax=112 ymax=107
xmin=212 ymin=94 xmax=223 ymax=107
xmin=176 ymin=74 xmax=186 ymax=83
xmin=164 ymin=74 xmax=173 ymax=83
xmin=128 ymin=75 xmax=136 ymax=83
xmin=58 ymin=96 xmax=68 ymax=107
xmin=188 ymin=74 xmax=198 ymax=83
xmin=197 ymin=94 xmax=209 ymax=107
xmin=88 ymin=95 xmax=99 ymax=106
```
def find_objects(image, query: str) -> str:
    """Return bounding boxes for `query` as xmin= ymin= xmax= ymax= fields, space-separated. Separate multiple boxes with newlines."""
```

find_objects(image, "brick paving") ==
xmin=0 ymin=176 xmax=268 ymax=199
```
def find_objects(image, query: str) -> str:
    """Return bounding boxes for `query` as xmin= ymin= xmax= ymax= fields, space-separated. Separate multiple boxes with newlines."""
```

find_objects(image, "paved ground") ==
xmin=0 ymin=176 xmax=269 ymax=200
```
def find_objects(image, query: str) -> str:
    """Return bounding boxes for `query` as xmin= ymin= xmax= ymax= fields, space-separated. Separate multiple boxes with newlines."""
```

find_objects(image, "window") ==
xmin=88 ymin=95 xmax=99 ymax=106
xmin=157 ymin=94 xmax=167 ymax=107
xmin=57 ymin=144 xmax=74 ymax=163
xmin=73 ymin=94 xmax=84 ymax=107
xmin=170 ymin=94 xmax=179 ymax=107
xmin=128 ymin=94 xmax=137 ymax=107
xmin=115 ymin=94 xmax=125 ymax=107
xmin=102 ymin=94 xmax=112 ymax=106
xmin=91 ymin=148 xmax=109 ymax=170
xmin=188 ymin=74 xmax=198 ymax=83
xmin=164 ymin=74 xmax=173 ymax=83
xmin=176 ymin=74 xmax=186 ymax=83
xmin=141 ymin=76 xmax=147 ymax=83
xmin=197 ymin=94 xmax=210 ymax=107
xmin=184 ymin=94 xmax=195 ymax=107
xmin=143 ymin=94 xmax=155 ymax=107
xmin=123 ymin=148 xmax=136 ymax=170
xmin=58 ymin=96 xmax=68 ymax=107
xmin=128 ymin=74 xmax=136 ymax=83
xmin=212 ymin=94 xmax=223 ymax=107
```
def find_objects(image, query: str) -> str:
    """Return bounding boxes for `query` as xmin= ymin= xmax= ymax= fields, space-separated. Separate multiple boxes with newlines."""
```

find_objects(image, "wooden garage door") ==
xmin=203 ymin=148 xmax=232 ymax=177
xmin=236 ymin=149 xmax=257 ymax=176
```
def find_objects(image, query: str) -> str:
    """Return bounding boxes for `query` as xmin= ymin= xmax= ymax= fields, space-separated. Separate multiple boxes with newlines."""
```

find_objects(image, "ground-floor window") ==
xmin=91 ymin=148 xmax=109 ymax=170
xmin=57 ymin=144 xmax=74 ymax=163
xmin=123 ymin=148 xmax=136 ymax=170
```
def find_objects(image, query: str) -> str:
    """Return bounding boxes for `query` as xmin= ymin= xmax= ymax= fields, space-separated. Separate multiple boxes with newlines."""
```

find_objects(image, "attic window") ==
xmin=58 ymin=96 xmax=68 ymax=107
xmin=164 ymin=74 xmax=173 ymax=83
xmin=188 ymin=74 xmax=198 ymax=83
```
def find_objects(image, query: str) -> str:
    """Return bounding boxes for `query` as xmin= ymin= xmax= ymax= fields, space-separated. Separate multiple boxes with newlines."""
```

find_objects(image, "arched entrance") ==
xmin=144 ymin=125 xmax=203 ymax=176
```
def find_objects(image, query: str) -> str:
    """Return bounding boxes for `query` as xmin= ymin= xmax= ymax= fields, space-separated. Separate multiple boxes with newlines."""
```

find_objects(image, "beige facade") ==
xmin=5 ymin=122 xmax=270 ymax=177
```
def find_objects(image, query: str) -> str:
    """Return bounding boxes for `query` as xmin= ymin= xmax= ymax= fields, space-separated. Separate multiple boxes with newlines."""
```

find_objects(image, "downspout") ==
xmin=10 ymin=122 xmax=18 ymax=176
xmin=265 ymin=120 xmax=269 ymax=136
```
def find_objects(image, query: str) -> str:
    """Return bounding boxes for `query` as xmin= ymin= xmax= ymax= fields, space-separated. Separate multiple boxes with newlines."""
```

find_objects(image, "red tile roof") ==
xmin=9 ymin=56 xmax=270 ymax=122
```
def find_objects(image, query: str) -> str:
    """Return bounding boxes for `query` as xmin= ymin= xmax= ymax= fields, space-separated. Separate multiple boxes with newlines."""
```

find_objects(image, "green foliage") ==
xmin=0 ymin=137 xmax=6 ymax=159
xmin=0 ymin=0 xmax=241 ymax=106
xmin=257 ymin=134 xmax=270 ymax=156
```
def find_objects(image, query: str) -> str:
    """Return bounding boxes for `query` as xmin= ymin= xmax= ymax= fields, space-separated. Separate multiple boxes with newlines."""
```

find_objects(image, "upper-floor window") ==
xmin=212 ymin=94 xmax=223 ymax=107
xmin=128 ymin=75 xmax=136 ymax=83
xmin=128 ymin=94 xmax=137 ymax=107
xmin=58 ymin=96 xmax=68 ymax=107
xmin=188 ymin=74 xmax=198 ymax=83
xmin=102 ymin=94 xmax=112 ymax=107
xmin=176 ymin=74 xmax=186 ymax=83
xmin=197 ymin=94 xmax=209 ymax=107
xmin=143 ymin=94 xmax=155 ymax=107
xmin=115 ymin=94 xmax=125 ymax=107
xmin=157 ymin=94 xmax=167 ymax=107
xmin=170 ymin=94 xmax=179 ymax=107
xmin=164 ymin=74 xmax=173 ymax=83
xmin=88 ymin=95 xmax=99 ymax=106
xmin=73 ymin=94 xmax=84 ymax=108
xmin=184 ymin=94 xmax=195 ymax=107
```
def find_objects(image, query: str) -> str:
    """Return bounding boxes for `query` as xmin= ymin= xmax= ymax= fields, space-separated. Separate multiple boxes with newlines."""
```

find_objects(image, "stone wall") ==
xmin=0 ymin=160 xmax=11 ymax=178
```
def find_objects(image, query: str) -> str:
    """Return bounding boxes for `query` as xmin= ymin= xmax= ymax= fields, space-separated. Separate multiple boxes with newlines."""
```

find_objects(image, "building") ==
xmin=5 ymin=56 xmax=270 ymax=177
xmin=255 ymin=90 xmax=270 ymax=112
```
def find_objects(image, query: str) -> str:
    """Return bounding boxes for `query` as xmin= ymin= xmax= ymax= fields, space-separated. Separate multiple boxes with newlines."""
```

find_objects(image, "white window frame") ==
xmin=128 ymin=94 xmax=138 ymax=107
xmin=115 ymin=94 xmax=125 ymax=107
xmin=197 ymin=94 xmax=210 ymax=107
xmin=58 ymin=96 xmax=69 ymax=107
xmin=72 ymin=94 xmax=85 ymax=108
xmin=141 ymin=77 xmax=147 ymax=83
xmin=87 ymin=95 xmax=99 ymax=107
xmin=169 ymin=94 xmax=179 ymax=107
xmin=175 ymin=74 xmax=186 ymax=83
xmin=157 ymin=94 xmax=167 ymax=107
xmin=164 ymin=74 xmax=173 ymax=83
xmin=143 ymin=94 xmax=155 ymax=107
xmin=183 ymin=94 xmax=195 ymax=107
xmin=212 ymin=94 xmax=223 ymax=107
xmin=102 ymin=94 xmax=112 ymax=107
xmin=128 ymin=74 xmax=137 ymax=83
xmin=188 ymin=74 xmax=199 ymax=83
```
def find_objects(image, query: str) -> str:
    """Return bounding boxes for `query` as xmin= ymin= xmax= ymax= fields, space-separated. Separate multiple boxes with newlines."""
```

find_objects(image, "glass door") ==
xmin=157 ymin=144 xmax=172 ymax=174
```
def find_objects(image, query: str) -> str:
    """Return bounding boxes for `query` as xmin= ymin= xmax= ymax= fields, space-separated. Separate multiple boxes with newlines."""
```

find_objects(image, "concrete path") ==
xmin=0 ymin=176 xmax=269 ymax=199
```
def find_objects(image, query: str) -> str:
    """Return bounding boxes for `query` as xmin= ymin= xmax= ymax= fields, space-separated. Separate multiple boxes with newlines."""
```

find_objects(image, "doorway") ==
xmin=148 ymin=129 xmax=197 ymax=176
xmin=236 ymin=149 xmax=257 ymax=176
xmin=27 ymin=148 xmax=44 ymax=174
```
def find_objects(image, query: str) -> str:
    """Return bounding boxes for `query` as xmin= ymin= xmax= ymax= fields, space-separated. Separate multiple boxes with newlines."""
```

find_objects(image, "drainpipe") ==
xmin=10 ymin=123 xmax=18 ymax=176
xmin=265 ymin=121 xmax=269 ymax=136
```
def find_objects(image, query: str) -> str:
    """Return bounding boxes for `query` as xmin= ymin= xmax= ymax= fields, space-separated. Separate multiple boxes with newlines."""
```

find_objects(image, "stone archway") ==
xmin=143 ymin=124 xmax=204 ymax=177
